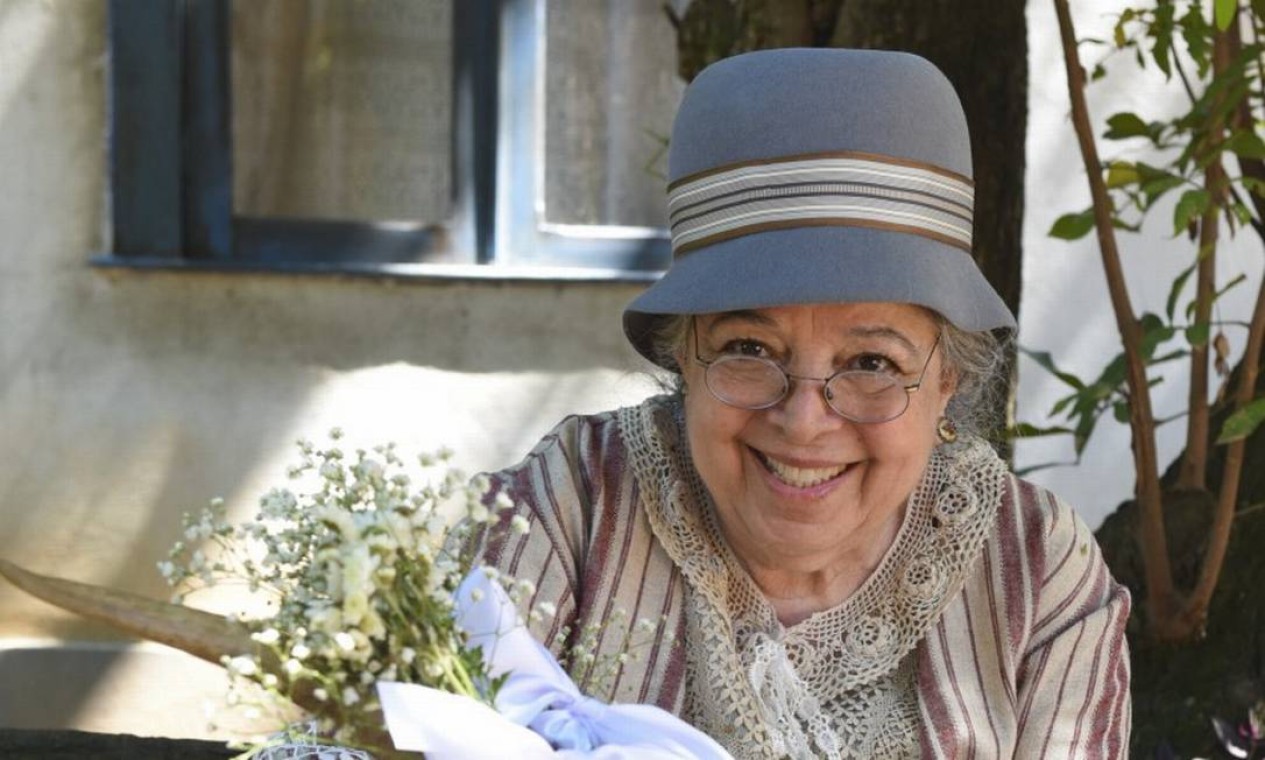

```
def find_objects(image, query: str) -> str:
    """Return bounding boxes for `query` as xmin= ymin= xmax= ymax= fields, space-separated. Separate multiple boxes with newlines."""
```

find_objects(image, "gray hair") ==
xmin=647 ymin=312 xmax=1011 ymax=439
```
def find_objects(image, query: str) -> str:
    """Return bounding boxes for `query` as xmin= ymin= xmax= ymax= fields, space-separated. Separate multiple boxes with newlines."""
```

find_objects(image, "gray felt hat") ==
xmin=623 ymin=48 xmax=1016 ymax=368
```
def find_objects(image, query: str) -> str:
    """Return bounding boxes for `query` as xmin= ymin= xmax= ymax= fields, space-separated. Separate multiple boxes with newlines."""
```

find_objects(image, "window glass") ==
xmin=542 ymin=0 xmax=683 ymax=230
xmin=230 ymin=0 xmax=452 ymax=224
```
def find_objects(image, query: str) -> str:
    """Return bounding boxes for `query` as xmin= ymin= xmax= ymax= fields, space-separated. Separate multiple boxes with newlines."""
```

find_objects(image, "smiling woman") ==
xmin=682 ymin=304 xmax=952 ymax=625
xmin=472 ymin=48 xmax=1130 ymax=759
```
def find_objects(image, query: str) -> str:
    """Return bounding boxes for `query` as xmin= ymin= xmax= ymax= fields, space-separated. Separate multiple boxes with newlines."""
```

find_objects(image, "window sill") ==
xmin=89 ymin=255 xmax=663 ymax=285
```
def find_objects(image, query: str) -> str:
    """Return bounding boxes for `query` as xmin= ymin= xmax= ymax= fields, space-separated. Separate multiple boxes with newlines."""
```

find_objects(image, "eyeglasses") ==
xmin=691 ymin=320 xmax=942 ymax=424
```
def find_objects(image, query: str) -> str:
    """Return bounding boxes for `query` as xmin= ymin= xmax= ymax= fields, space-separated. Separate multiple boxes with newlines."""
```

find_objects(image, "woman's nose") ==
xmin=770 ymin=374 xmax=844 ymax=442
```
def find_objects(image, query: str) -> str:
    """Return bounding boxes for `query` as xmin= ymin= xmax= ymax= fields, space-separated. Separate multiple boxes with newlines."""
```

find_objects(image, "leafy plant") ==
xmin=1043 ymin=0 xmax=1265 ymax=641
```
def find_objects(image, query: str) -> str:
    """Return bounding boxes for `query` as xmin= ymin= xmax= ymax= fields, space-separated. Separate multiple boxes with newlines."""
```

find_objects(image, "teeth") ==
xmin=762 ymin=455 xmax=846 ymax=488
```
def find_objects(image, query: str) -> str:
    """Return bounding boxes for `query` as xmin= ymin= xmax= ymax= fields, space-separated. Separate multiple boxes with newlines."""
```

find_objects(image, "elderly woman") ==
xmin=476 ymin=48 xmax=1130 ymax=759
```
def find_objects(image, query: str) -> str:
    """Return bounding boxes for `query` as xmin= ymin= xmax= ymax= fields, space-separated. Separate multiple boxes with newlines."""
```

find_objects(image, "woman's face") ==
xmin=680 ymin=302 xmax=955 ymax=567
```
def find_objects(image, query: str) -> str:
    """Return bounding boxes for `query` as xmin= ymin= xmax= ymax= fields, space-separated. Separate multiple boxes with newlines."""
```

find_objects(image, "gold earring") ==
xmin=936 ymin=416 xmax=958 ymax=444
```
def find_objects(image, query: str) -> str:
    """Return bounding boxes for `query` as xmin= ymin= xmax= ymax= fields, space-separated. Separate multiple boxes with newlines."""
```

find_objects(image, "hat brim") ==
xmin=623 ymin=225 xmax=1015 ymax=369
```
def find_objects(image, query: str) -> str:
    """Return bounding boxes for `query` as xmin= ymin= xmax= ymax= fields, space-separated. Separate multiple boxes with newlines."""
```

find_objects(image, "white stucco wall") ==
xmin=1017 ymin=0 xmax=1262 ymax=524
xmin=1 ymin=0 xmax=1255 ymax=742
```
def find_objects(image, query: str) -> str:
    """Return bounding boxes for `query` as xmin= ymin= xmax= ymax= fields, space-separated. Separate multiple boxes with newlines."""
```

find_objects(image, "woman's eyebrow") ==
xmin=843 ymin=325 xmax=920 ymax=353
xmin=706 ymin=310 xmax=777 ymax=330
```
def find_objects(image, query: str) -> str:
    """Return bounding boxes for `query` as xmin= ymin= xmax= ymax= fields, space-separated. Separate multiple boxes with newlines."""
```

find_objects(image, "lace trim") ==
xmin=620 ymin=396 xmax=1006 ymax=759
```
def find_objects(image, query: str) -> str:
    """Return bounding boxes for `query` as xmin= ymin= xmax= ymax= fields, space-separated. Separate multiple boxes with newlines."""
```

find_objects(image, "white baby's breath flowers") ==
xmin=156 ymin=560 xmax=176 ymax=582
xmin=227 ymin=655 xmax=258 ymax=677
xmin=333 ymin=632 xmax=356 ymax=653
xmin=467 ymin=501 xmax=491 ymax=523
xmin=159 ymin=430 xmax=538 ymax=753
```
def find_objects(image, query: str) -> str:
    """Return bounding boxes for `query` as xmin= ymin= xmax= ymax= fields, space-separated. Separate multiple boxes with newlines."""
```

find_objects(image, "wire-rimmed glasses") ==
xmin=691 ymin=320 xmax=942 ymax=424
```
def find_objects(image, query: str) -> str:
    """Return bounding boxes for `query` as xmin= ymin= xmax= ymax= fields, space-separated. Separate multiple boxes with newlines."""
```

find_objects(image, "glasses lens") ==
xmin=705 ymin=356 xmax=786 ymax=409
xmin=826 ymin=372 xmax=906 ymax=422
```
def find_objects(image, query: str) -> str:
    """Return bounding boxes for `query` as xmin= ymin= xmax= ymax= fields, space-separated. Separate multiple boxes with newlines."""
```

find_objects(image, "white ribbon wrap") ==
xmin=377 ymin=569 xmax=734 ymax=759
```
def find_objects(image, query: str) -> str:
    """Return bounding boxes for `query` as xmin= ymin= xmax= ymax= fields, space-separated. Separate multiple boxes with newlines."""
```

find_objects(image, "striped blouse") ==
xmin=478 ymin=396 xmax=1131 ymax=758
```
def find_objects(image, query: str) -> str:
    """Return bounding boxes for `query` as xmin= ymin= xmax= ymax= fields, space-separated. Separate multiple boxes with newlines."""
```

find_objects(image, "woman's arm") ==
xmin=1013 ymin=492 xmax=1131 ymax=758
xmin=918 ymin=477 xmax=1131 ymax=759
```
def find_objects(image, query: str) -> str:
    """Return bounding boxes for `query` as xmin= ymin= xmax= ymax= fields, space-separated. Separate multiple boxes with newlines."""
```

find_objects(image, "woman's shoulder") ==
xmin=514 ymin=394 xmax=677 ymax=464
xmin=987 ymin=469 xmax=1129 ymax=648
xmin=490 ymin=394 xmax=681 ymax=512
xmin=999 ymin=471 xmax=1100 ymax=562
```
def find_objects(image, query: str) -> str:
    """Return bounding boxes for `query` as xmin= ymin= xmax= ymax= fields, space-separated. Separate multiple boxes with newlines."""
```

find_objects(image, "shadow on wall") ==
xmin=0 ymin=647 xmax=126 ymax=730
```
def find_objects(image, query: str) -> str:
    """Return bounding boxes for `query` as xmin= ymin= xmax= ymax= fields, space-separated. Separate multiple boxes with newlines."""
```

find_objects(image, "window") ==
xmin=102 ymin=0 xmax=683 ymax=279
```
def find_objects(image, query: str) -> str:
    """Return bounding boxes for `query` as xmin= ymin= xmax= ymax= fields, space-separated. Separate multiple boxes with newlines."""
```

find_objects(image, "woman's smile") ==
xmin=749 ymin=446 xmax=852 ymax=494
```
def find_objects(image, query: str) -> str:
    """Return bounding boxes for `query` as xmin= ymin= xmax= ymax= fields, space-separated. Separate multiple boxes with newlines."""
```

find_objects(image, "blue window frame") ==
xmin=101 ymin=0 xmax=671 ymax=280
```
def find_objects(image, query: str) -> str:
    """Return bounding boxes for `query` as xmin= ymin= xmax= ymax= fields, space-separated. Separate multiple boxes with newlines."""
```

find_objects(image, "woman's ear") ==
xmin=937 ymin=364 xmax=959 ymax=411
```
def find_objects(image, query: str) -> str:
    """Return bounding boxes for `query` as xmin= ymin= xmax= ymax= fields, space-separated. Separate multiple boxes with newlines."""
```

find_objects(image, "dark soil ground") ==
xmin=1095 ymin=489 xmax=1265 ymax=758
xmin=0 ymin=728 xmax=234 ymax=759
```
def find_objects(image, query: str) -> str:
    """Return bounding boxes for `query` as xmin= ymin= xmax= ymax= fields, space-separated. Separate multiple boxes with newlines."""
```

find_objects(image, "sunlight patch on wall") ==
xmin=0 ymin=2 xmax=56 ymax=122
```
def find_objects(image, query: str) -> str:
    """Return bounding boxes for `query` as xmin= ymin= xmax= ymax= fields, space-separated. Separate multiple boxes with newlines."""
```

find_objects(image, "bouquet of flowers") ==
xmin=156 ymin=430 xmax=527 ymax=755
xmin=0 ymin=431 xmax=733 ymax=759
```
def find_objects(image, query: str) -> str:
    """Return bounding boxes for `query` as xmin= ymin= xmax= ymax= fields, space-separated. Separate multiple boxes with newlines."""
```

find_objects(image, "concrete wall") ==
xmin=0 ymin=0 xmax=658 ymax=738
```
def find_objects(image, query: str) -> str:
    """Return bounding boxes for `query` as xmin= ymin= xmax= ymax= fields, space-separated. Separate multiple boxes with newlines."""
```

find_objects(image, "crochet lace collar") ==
xmin=620 ymin=395 xmax=1007 ymax=757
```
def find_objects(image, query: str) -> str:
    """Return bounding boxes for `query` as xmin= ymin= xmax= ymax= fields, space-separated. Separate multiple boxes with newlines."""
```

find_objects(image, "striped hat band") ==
xmin=666 ymin=151 xmax=974 ymax=256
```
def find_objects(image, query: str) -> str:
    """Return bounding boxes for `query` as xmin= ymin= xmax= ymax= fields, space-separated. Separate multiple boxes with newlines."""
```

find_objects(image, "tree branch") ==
xmin=1185 ymin=12 xmax=1263 ymax=632
xmin=1053 ymin=0 xmax=1176 ymax=633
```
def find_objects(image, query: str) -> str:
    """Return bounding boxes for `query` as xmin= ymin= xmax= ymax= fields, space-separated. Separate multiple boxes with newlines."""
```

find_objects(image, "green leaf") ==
xmin=1166 ymin=263 xmax=1196 ymax=320
xmin=1151 ymin=4 xmax=1175 ymax=78
xmin=1007 ymin=423 xmax=1074 ymax=439
xmin=1105 ymin=161 xmax=1140 ymax=188
xmin=1051 ymin=395 xmax=1076 ymax=417
xmin=1021 ymin=348 xmax=1088 ymax=390
xmin=1150 ymin=348 xmax=1188 ymax=365
xmin=1104 ymin=112 xmax=1151 ymax=140
xmin=1014 ymin=460 xmax=1082 ymax=477
xmin=1185 ymin=322 xmax=1212 ymax=346
xmin=1091 ymin=353 xmax=1128 ymax=394
xmin=1141 ymin=174 xmax=1185 ymax=207
xmin=1216 ymin=273 xmax=1248 ymax=301
xmin=1049 ymin=209 xmax=1096 ymax=241
xmin=1215 ymin=0 xmax=1237 ymax=30
xmin=1224 ymin=130 xmax=1265 ymax=159
xmin=1179 ymin=4 xmax=1213 ymax=70
xmin=1231 ymin=201 xmax=1253 ymax=228
xmin=1218 ymin=397 xmax=1265 ymax=443
xmin=1243 ymin=176 xmax=1265 ymax=200
xmin=1142 ymin=324 xmax=1177 ymax=360
xmin=1113 ymin=400 xmax=1131 ymax=423
xmin=1072 ymin=408 xmax=1100 ymax=456
xmin=1172 ymin=189 xmax=1211 ymax=236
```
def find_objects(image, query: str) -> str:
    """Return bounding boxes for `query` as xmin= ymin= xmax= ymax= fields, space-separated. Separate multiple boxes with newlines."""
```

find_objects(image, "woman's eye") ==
xmin=720 ymin=338 xmax=770 ymax=358
xmin=851 ymin=353 xmax=898 ymax=374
